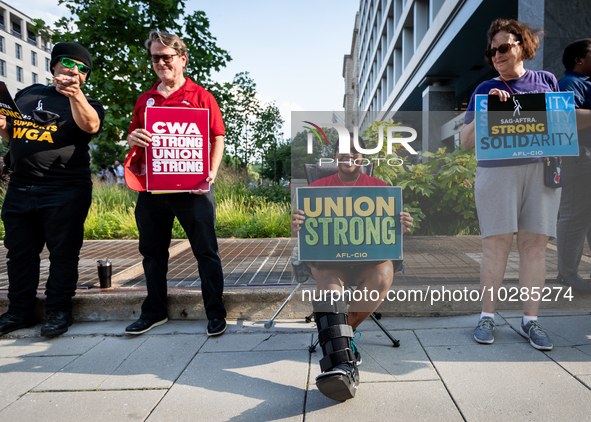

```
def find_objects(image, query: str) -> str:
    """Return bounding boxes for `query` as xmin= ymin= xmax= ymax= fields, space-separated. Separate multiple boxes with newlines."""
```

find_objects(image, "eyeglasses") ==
xmin=151 ymin=54 xmax=178 ymax=63
xmin=485 ymin=41 xmax=520 ymax=58
xmin=61 ymin=57 xmax=90 ymax=74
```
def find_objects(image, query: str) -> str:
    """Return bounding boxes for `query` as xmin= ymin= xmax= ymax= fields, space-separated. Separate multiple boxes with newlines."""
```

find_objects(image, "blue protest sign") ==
xmin=474 ymin=92 xmax=579 ymax=160
xmin=297 ymin=186 xmax=403 ymax=262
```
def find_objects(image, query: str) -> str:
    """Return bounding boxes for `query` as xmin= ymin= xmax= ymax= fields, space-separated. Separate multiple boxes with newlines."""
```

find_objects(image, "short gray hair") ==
xmin=144 ymin=30 xmax=188 ymax=64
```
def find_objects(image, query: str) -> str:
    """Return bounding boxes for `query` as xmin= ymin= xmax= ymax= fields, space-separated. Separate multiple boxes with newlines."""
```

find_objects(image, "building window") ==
xmin=31 ymin=51 xmax=37 ymax=66
xmin=15 ymin=43 xmax=22 ymax=60
xmin=46 ymin=78 xmax=51 ymax=85
xmin=27 ymin=30 xmax=36 ymax=46
xmin=0 ymin=36 xmax=4 ymax=53
xmin=0 ymin=60 xmax=5 ymax=77
xmin=45 ymin=57 xmax=50 ymax=72
xmin=32 ymin=72 xmax=38 ymax=84
xmin=16 ymin=66 xmax=23 ymax=82
xmin=11 ymin=22 xmax=21 ymax=38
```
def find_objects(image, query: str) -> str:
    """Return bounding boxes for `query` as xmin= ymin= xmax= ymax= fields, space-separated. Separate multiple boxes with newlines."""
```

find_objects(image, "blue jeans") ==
xmin=1 ymin=181 xmax=92 ymax=317
xmin=135 ymin=187 xmax=226 ymax=321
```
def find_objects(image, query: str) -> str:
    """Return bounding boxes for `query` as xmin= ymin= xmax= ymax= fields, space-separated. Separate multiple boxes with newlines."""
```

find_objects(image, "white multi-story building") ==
xmin=348 ymin=0 xmax=591 ymax=156
xmin=0 ymin=1 xmax=53 ymax=97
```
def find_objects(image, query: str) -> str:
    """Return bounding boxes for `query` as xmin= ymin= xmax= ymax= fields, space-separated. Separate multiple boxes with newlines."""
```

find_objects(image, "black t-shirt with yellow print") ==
xmin=8 ymin=84 xmax=105 ymax=185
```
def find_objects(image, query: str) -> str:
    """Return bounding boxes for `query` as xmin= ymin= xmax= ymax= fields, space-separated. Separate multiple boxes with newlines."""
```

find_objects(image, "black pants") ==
xmin=135 ymin=188 xmax=226 ymax=321
xmin=2 ymin=181 xmax=92 ymax=317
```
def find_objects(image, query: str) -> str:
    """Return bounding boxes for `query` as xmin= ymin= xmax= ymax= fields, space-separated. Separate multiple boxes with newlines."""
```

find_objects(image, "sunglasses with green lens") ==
xmin=61 ymin=57 xmax=90 ymax=74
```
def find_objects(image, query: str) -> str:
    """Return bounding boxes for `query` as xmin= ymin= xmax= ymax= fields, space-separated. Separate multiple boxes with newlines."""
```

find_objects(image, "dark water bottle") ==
xmin=291 ymin=246 xmax=308 ymax=283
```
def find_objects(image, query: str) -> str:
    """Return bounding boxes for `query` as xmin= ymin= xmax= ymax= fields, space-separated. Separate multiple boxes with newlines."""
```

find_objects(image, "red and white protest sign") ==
xmin=145 ymin=107 xmax=210 ymax=192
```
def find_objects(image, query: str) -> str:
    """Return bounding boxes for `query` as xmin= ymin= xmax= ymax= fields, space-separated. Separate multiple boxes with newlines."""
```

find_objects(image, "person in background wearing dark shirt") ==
xmin=0 ymin=42 xmax=105 ymax=337
xmin=556 ymin=39 xmax=591 ymax=292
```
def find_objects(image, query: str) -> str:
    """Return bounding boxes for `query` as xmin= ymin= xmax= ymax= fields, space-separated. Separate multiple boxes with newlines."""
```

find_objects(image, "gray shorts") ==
xmin=475 ymin=163 xmax=561 ymax=238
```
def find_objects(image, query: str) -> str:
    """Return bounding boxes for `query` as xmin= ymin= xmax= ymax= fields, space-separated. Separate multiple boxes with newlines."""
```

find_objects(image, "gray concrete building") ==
xmin=343 ymin=13 xmax=360 ymax=132
xmin=346 ymin=0 xmax=591 ymax=157
xmin=0 ymin=1 xmax=53 ymax=96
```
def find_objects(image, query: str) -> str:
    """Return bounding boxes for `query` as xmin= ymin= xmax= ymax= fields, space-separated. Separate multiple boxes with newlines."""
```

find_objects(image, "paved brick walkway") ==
xmin=1 ymin=236 xmax=590 ymax=291
xmin=122 ymin=238 xmax=293 ymax=288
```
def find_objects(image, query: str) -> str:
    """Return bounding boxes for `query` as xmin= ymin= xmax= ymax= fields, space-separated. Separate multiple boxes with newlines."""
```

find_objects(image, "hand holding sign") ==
xmin=127 ymin=128 xmax=152 ymax=148
xmin=489 ymin=88 xmax=511 ymax=102
xmin=291 ymin=209 xmax=306 ymax=234
xmin=400 ymin=212 xmax=413 ymax=233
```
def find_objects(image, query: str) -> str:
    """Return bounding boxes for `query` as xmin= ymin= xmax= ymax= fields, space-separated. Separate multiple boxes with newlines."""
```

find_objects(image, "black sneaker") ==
xmin=41 ymin=311 xmax=73 ymax=337
xmin=207 ymin=318 xmax=227 ymax=336
xmin=0 ymin=312 xmax=37 ymax=336
xmin=125 ymin=317 xmax=168 ymax=335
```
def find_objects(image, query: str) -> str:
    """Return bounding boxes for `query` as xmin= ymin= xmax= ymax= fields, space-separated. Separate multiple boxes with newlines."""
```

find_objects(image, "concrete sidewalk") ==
xmin=1 ymin=312 xmax=591 ymax=421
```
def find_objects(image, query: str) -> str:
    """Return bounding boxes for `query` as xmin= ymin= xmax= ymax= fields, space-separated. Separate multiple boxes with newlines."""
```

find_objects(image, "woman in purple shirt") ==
xmin=460 ymin=19 xmax=559 ymax=351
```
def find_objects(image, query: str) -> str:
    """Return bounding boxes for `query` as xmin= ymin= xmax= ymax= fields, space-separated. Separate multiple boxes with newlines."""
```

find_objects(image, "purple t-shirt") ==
xmin=464 ymin=70 xmax=559 ymax=167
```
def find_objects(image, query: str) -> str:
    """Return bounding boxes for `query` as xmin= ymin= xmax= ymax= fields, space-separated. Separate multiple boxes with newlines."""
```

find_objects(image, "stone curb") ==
xmin=1 ymin=282 xmax=589 ymax=321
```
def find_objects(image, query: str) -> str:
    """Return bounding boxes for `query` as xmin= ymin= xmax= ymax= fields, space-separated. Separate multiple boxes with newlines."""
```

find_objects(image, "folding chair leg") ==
xmin=309 ymin=337 xmax=319 ymax=353
xmin=370 ymin=313 xmax=400 ymax=347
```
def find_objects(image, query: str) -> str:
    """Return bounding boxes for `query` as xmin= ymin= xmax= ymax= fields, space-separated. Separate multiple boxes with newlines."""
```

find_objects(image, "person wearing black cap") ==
xmin=0 ymin=42 xmax=105 ymax=337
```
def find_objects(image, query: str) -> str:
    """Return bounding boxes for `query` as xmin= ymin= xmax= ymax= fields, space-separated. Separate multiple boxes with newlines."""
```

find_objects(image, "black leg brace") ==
xmin=313 ymin=297 xmax=359 ymax=401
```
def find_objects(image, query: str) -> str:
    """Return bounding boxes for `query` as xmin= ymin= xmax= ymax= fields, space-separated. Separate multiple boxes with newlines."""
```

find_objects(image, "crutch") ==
xmin=264 ymin=265 xmax=309 ymax=329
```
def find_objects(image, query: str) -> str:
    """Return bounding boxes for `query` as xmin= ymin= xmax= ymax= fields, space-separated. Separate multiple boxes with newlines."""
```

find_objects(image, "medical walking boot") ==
xmin=314 ymin=299 xmax=359 ymax=401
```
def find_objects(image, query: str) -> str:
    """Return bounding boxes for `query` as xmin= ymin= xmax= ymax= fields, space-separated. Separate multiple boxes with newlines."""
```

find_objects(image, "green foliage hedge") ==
xmin=399 ymin=147 xmax=480 ymax=235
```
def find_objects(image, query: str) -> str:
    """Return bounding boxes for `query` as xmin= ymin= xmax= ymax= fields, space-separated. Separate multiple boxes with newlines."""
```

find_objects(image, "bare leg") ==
xmin=348 ymin=261 xmax=394 ymax=330
xmin=480 ymin=233 xmax=513 ymax=313
xmin=311 ymin=267 xmax=346 ymax=293
xmin=516 ymin=228 xmax=548 ymax=316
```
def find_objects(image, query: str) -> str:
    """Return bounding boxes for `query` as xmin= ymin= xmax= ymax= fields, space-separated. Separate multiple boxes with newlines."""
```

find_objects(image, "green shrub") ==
xmin=250 ymin=185 xmax=290 ymax=204
xmin=396 ymin=147 xmax=479 ymax=235
xmin=84 ymin=182 xmax=140 ymax=239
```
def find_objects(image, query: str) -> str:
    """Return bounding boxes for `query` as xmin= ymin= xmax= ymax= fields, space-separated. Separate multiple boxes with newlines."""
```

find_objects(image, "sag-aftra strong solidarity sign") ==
xmin=297 ymin=186 xmax=403 ymax=262
xmin=474 ymin=92 xmax=579 ymax=160
xmin=145 ymin=107 xmax=210 ymax=192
